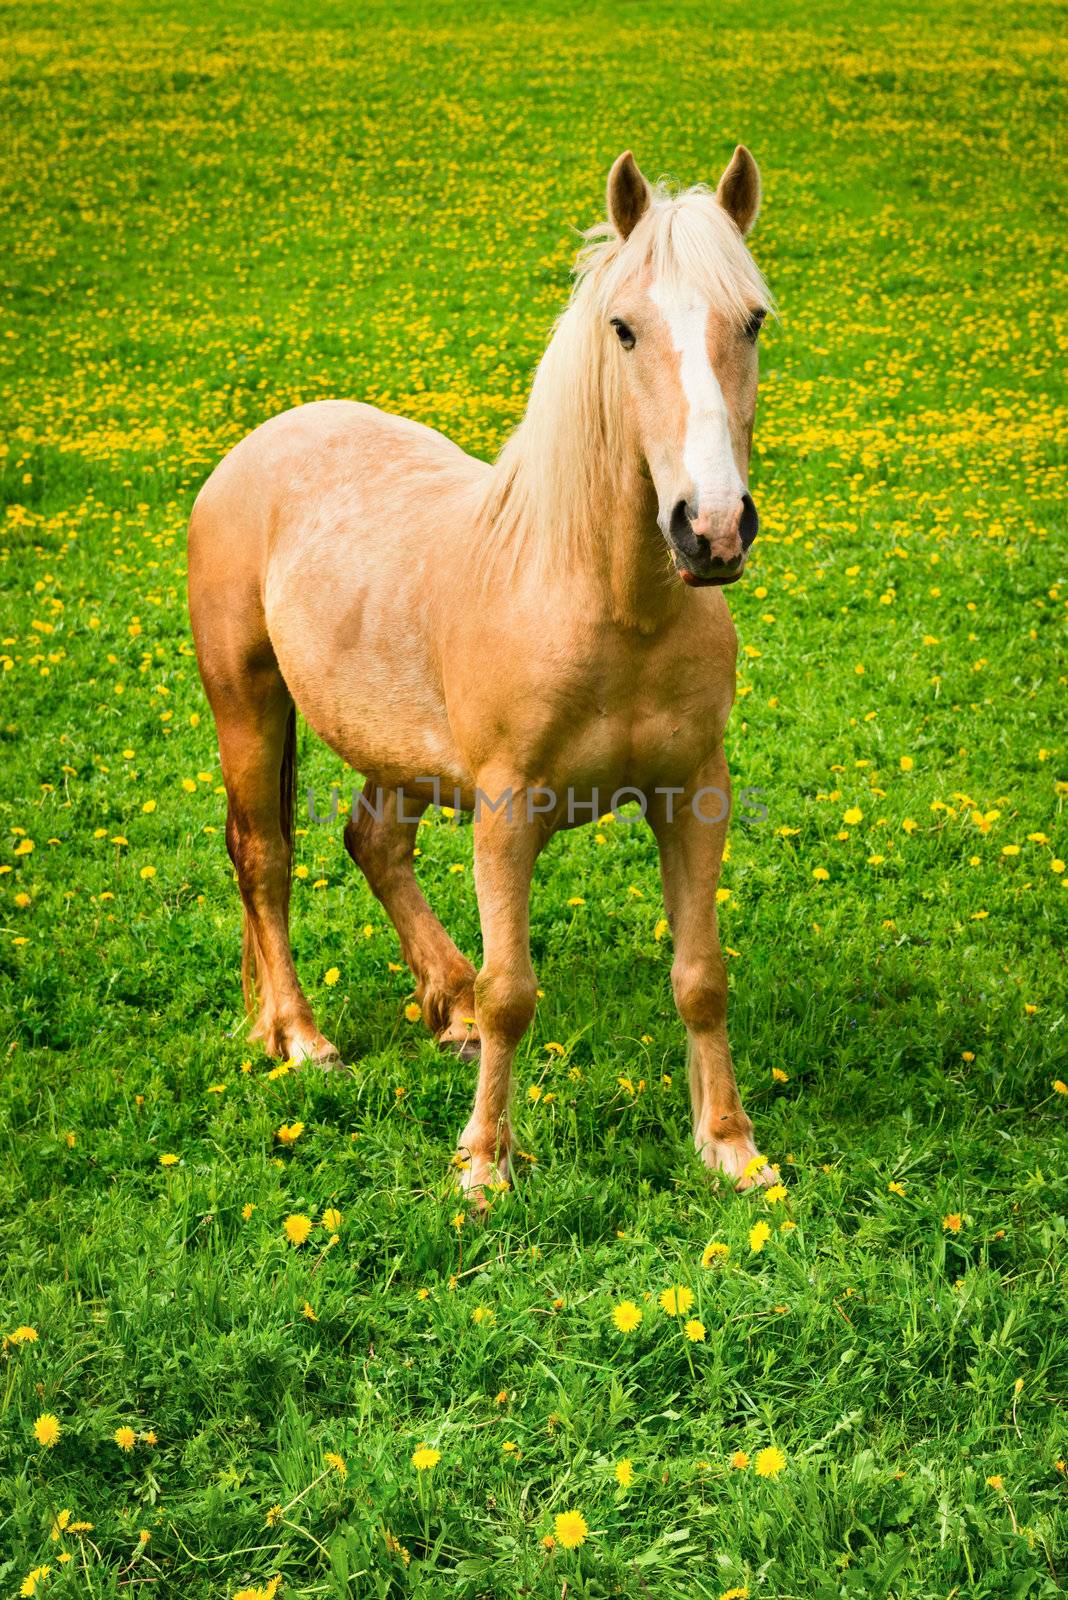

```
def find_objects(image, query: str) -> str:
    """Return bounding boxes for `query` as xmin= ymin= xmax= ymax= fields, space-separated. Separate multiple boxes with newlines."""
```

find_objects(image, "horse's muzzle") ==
xmin=667 ymin=494 xmax=758 ymax=587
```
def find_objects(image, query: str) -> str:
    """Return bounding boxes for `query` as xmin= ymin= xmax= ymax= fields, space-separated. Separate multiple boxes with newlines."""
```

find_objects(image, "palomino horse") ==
xmin=189 ymin=147 xmax=776 ymax=1197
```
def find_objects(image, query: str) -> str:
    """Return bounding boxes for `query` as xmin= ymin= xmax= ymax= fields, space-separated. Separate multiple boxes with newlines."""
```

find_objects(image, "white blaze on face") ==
xmin=649 ymin=278 xmax=744 ymax=521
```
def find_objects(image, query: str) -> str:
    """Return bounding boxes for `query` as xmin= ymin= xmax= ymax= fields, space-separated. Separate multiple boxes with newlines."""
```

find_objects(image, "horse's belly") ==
xmin=267 ymin=580 xmax=467 ymax=789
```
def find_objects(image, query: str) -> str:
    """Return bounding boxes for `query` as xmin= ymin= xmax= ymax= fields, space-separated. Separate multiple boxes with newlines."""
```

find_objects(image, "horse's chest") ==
xmin=527 ymin=656 xmax=732 ymax=793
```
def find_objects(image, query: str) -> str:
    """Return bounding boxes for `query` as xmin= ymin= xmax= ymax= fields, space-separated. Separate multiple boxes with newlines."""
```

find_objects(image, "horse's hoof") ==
xmin=290 ymin=1032 xmax=343 ymax=1068
xmin=699 ymin=1136 xmax=776 ymax=1193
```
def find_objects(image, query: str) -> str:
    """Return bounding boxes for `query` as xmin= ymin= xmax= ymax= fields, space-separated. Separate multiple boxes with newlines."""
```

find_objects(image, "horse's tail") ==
xmin=240 ymin=704 xmax=297 ymax=1014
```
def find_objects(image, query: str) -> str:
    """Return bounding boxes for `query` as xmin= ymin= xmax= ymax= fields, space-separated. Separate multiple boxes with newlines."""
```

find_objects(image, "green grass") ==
xmin=1 ymin=0 xmax=1066 ymax=1595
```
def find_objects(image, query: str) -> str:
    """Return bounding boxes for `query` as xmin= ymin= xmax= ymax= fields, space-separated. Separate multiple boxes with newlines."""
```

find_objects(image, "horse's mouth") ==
xmin=672 ymin=549 xmax=747 ymax=587
xmin=676 ymin=563 xmax=745 ymax=588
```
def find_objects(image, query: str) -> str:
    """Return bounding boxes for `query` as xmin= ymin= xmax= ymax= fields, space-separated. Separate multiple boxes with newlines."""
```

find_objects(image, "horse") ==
xmin=188 ymin=146 xmax=776 ymax=1199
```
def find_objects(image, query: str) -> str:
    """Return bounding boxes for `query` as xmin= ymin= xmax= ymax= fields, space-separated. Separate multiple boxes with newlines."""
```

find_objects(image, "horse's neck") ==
xmin=598 ymin=463 xmax=681 ymax=633
xmin=484 ymin=384 xmax=681 ymax=635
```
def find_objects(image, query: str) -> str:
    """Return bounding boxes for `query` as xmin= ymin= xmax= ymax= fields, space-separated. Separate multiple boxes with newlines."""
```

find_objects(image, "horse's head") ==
xmin=602 ymin=148 xmax=768 ymax=587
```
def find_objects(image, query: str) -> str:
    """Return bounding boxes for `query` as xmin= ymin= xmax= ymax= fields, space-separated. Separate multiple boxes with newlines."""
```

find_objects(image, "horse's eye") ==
xmin=745 ymin=308 xmax=767 ymax=343
xmin=610 ymin=317 xmax=635 ymax=350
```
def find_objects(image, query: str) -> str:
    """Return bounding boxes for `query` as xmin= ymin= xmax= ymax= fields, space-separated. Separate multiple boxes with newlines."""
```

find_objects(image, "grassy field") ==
xmin=1 ymin=0 xmax=1066 ymax=1595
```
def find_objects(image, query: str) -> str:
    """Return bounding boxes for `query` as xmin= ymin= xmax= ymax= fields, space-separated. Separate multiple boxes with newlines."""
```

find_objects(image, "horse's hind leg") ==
xmin=345 ymin=782 xmax=479 ymax=1058
xmin=214 ymin=667 xmax=338 ymax=1064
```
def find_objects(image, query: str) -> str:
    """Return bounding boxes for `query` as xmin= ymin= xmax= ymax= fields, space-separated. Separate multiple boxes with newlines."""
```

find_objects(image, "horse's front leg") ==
xmin=456 ymin=788 xmax=544 ymax=1203
xmin=650 ymin=753 xmax=775 ymax=1191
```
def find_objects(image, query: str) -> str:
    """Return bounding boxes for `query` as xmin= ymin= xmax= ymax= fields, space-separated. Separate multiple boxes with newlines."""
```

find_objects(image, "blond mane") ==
xmin=478 ymin=181 xmax=771 ymax=578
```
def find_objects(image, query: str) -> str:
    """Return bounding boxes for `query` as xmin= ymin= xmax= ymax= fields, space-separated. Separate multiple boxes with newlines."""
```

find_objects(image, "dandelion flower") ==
xmin=323 ymin=966 xmax=340 ymax=985
xmin=754 ymin=1445 xmax=786 ymax=1478
xmin=658 ymin=1285 xmax=694 ymax=1317
xmin=114 ymin=1425 xmax=136 ymax=1452
xmin=942 ymin=1213 xmax=963 ymax=1233
xmin=321 ymin=1207 xmax=342 ymax=1231
xmin=764 ymin=1183 xmax=789 ymax=1204
xmin=276 ymin=1121 xmax=304 ymax=1146
xmin=612 ymin=1300 xmax=642 ymax=1332
xmin=553 ymin=1509 xmax=588 ymax=1549
xmin=301 ymin=1301 xmax=318 ymax=1322
xmin=325 ymin=1451 xmax=347 ymax=1478
xmin=404 ymin=1002 xmax=422 ymax=1022
xmin=265 ymin=1504 xmax=283 ymax=1526
xmin=411 ymin=1444 xmax=441 ymax=1470
xmin=749 ymin=1221 xmax=771 ymax=1253
xmin=986 ymin=1474 xmax=1004 ymax=1490
xmin=684 ymin=1318 xmax=706 ymax=1342
xmin=20 ymin=1568 xmax=51 ymax=1597
xmin=284 ymin=1213 xmax=312 ymax=1246
xmin=702 ymin=1241 xmax=730 ymax=1268
xmin=730 ymin=1450 xmax=749 ymax=1470
xmin=11 ymin=1325 xmax=38 ymax=1344
xmin=615 ymin=1457 xmax=634 ymax=1487
xmin=158 ymin=1153 xmax=179 ymax=1167
xmin=33 ymin=1413 xmax=61 ymax=1448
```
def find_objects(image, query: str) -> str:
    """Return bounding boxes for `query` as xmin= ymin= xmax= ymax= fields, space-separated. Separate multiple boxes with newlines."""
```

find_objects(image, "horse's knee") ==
xmin=672 ymin=958 xmax=727 ymax=1031
xmin=475 ymin=965 xmax=537 ymax=1043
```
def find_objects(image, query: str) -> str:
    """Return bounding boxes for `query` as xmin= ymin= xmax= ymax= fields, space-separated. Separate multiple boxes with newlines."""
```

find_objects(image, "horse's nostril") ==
xmin=669 ymin=498 xmax=703 ymax=560
xmin=739 ymin=492 xmax=759 ymax=551
xmin=670 ymin=499 xmax=691 ymax=539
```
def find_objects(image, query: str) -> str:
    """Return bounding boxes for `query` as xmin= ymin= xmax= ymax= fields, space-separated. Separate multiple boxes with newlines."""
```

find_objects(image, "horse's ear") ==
xmin=606 ymin=150 xmax=652 ymax=240
xmin=715 ymin=145 xmax=761 ymax=236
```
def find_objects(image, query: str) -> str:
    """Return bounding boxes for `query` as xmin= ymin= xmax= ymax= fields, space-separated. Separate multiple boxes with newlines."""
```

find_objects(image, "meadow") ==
xmin=1 ymin=0 xmax=1066 ymax=1595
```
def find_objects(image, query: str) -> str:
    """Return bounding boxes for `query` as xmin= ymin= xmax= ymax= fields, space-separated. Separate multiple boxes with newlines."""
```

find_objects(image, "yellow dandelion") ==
xmin=730 ymin=1450 xmax=749 ymax=1470
xmin=411 ymin=1444 xmax=441 ymax=1470
xmin=325 ymin=1450 xmax=347 ymax=1478
xmin=754 ymin=1445 xmax=787 ymax=1478
xmin=658 ymin=1284 xmax=694 ymax=1317
xmin=323 ymin=966 xmax=340 ymax=985
xmin=553 ymin=1509 xmax=588 ymax=1549
xmin=321 ymin=1207 xmax=342 ymax=1231
xmin=764 ymin=1183 xmax=789 ymax=1204
xmin=615 ymin=1457 xmax=634 ymax=1487
xmin=943 ymin=1213 xmax=963 ymax=1233
xmin=11 ymin=1325 xmax=38 ymax=1344
xmin=276 ymin=1121 xmax=304 ymax=1146
xmin=33 ymin=1413 xmax=61 ymax=1448
xmin=612 ymin=1299 xmax=642 ymax=1332
xmin=701 ymin=1241 xmax=730 ymax=1267
xmin=404 ymin=1002 xmax=422 ymax=1022
xmin=684 ymin=1318 xmax=706 ymax=1342
xmin=158 ymin=1153 xmax=179 ymax=1167
xmin=283 ymin=1213 xmax=312 ymax=1246
xmin=114 ymin=1425 xmax=136 ymax=1452
xmin=749 ymin=1221 xmax=771 ymax=1253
